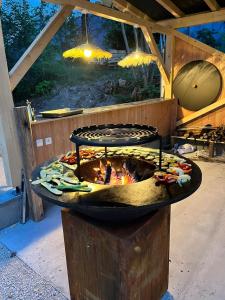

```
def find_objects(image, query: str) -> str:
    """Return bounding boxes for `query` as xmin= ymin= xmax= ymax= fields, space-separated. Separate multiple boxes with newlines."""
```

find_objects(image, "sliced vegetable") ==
xmin=41 ymin=182 xmax=63 ymax=195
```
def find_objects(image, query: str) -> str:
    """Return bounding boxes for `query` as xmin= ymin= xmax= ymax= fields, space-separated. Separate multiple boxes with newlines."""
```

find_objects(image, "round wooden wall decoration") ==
xmin=173 ymin=60 xmax=222 ymax=111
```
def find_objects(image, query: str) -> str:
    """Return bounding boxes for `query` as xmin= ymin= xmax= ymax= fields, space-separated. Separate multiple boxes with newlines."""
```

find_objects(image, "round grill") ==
xmin=70 ymin=124 xmax=158 ymax=147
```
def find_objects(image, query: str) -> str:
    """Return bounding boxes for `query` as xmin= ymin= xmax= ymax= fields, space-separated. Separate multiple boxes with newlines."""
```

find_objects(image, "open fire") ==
xmin=75 ymin=156 xmax=156 ymax=186
xmin=94 ymin=160 xmax=136 ymax=185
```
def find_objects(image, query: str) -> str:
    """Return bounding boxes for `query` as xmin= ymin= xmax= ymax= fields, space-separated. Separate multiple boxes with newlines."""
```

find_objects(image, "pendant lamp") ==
xmin=63 ymin=13 xmax=112 ymax=61
xmin=118 ymin=26 xmax=157 ymax=68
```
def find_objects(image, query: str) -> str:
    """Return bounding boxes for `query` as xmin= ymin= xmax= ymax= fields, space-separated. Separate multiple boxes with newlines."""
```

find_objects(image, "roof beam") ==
xmin=155 ymin=0 xmax=185 ymax=18
xmin=9 ymin=6 xmax=73 ymax=91
xmin=43 ymin=0 xmax=170 ymax=34
xmin=113 ymin=0 xmax=153 ymax=21
xmin=141 ymin=26 xmax=170 ymax=85
xmin=203 ymin=0 xmax=220 ymax=11
xmin=157 ymin=8 xmax=225 ymax=28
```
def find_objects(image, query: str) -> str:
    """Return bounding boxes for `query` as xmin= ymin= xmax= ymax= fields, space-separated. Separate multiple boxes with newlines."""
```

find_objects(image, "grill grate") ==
xmin=70 ymin=124 xmax=158 ymax=147
xmin=70 ymin=124 xmax=162 ymax=180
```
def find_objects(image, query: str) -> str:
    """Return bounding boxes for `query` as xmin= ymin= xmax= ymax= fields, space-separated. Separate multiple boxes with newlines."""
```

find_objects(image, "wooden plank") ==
xmin=113 ymin=0 xmax=153 ymax=21
xmin=14 ymin=107 xmax=44 ymax=221
xmin=62 ymin=206 xmax=170 ymax=300
xmin=176 ymin=99 xmax=225 ymax=127
xmin=9 ymin=6 xmax=73 ymax=91
xmin=158 ymin=8 xmax=225 ymax=28
xmin=141 ymin=26 xmax=170 ymax=85
xmin=0 ymin=20 xmax=22 ymax=187
xmin=203 ymin=0 xmax=220 ymax=11
xmin=43 ymin=0 xmax=171 ymax=34
xmin=174 ymin=31 xmax=225 ymax=56
xmin=155 ymin=0 xmax=185 ymax=17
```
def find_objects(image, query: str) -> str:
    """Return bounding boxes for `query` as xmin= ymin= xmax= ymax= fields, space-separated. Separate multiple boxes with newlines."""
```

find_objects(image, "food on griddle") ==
xmin=32 ymin=160 xmax=92 ymax=195
xmin=60 ymin=149 xmax=98 ymax=165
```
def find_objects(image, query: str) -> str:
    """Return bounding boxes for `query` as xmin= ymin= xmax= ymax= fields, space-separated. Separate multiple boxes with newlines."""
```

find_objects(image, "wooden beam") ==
xmin=158 ymin=8 xmax=225 ymax=28
xmin=113 ymin=0 xmax=153 ymax=21
xmin=43 ymin=0 xmax=170 ymax=34
xmin=203 ymin=0 xmax=220 ymax=11
xmin=0 ymin=20 xmax=22 ymax=187
xmin=9 ymin=6 xmax=73 ymax=91
xmin=155 ymin=0 xmax=185 ymax=18
xmin=164 ymin=34 xmax=175 ymax=98
xmin=141 ymin=26 xmax=170 ymax=85
xmin=14 ymin=107 xmax=44 ymax=221
xmin=176 ymin=99 xmax=225 ymax=127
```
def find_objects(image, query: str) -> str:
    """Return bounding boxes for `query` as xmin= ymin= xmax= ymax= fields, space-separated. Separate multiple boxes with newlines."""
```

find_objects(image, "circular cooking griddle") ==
xmin=173 ymin=60 xmax=222 ymax=111
xmin=70 ymin=124 xmax=158 ymax=147
xmin=32 ymin=155 xmax=202 ymax=223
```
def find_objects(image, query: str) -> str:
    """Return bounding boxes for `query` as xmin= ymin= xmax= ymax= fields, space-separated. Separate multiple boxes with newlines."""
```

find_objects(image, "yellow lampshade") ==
xmin=118 ymin=50 xmax=157 ymax=68
xmin=63 ymin=43 xmax=112 ymax=60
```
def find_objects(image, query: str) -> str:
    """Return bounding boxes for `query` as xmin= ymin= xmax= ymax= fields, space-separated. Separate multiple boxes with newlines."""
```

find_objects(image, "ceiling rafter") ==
xmin=113 ymin=0 xmax=153 ymax=21
xmin=157 ymin=8 xmax=225 ymax=29
xmin=155 ymin=0 xmax=185 ymax=18
xmin=43 ymin=0 xmax=171 ymax=34
xmin=203 ymin=0 xmax=220 ymax=11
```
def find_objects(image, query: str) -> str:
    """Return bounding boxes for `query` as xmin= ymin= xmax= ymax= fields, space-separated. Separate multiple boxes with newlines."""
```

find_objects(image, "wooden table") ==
xmin=62 ymin=206 xmax=171 ymax=300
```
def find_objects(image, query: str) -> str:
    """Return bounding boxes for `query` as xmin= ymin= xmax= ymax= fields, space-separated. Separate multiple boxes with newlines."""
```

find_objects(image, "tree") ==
xmin=103 ymin=20 xmax=135 ymax=50
xmin=1 ymin=0 xmax=37 ymax=69
xmin=195 ymin=28 xmax=219 ymax=48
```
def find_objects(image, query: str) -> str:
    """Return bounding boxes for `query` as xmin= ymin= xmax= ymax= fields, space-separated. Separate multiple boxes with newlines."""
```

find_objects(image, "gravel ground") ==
xmin=0 ymin=243 xmax=68 ymax=300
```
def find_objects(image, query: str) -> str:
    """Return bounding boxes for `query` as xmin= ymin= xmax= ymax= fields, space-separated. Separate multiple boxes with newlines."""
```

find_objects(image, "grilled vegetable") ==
xmin=41 ymin=182 xmax=63 ymax=195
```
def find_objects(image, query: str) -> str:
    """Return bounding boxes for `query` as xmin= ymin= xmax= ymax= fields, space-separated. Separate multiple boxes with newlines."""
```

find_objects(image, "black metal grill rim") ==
xmin=70 ymin=124 xmax=159 ymax=147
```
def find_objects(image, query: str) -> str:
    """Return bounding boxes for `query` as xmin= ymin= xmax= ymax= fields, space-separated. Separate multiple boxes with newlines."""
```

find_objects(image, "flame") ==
xmin=93 ymin=160 xmax=136 ymax=185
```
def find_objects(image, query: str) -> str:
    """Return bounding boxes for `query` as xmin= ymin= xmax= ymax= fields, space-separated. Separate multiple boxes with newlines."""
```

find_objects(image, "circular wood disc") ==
xmin=173 ymin=60 xmax=222 ymax=111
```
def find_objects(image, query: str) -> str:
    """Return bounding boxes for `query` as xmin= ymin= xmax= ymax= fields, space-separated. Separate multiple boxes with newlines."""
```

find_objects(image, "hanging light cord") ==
xmin=85 ymin=13 xmax=89 ymax=44
xmin=134 ymin=25 xmax=139 ymax=51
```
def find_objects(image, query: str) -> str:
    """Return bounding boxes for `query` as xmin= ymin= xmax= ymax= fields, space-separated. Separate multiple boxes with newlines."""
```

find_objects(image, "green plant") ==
xmin=33 ymin=80 xmax=54 ymax=96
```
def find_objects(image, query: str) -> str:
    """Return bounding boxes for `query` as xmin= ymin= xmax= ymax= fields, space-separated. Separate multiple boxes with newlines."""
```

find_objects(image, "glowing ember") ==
xmin=94 ymin=160 xmax=136 ymax=185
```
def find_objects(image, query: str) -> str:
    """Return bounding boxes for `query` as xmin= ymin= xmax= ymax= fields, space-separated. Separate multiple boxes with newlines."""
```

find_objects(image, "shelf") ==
xmin=171 ymin=136 xmax=225 ymax=145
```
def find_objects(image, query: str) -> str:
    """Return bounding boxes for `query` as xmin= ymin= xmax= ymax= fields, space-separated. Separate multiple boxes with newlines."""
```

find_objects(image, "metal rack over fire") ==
xmin=70 ymin=124 xmax=163 ymax=180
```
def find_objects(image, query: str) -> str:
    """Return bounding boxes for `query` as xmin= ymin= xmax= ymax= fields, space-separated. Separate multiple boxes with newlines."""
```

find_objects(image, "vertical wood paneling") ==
xmin=31 ymin=99 xmax=177 ymax=165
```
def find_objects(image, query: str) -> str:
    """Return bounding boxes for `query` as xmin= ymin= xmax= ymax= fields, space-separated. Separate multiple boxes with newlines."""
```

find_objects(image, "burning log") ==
xmin=104 ymin=162 xmax=112 ymax=184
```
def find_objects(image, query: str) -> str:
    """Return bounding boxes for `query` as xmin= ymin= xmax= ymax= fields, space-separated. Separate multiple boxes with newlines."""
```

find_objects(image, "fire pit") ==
xmin=32 ymin=124 xmax=202 ymax=222
xmin=76 ymin=156 xmax=156 ymax=186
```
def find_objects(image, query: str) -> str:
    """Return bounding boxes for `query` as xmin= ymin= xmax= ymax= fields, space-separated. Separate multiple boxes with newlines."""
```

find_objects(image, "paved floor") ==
xmin=0 ymin=161 xmax=225 ymax=299
xmin=0 ymin=243 xmax=67 ymax=300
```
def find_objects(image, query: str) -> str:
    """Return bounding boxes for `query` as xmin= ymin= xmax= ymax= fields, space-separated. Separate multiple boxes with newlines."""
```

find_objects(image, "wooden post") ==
xmin=164 ymin=34 xmax=175 ymax=99
xmin=62 ymin=207 xmax=171 ymax=300
xmin=0 ymin=20 xmax=22 ymax=187
xmin=14 ymin=107 xmax=44 ymax=221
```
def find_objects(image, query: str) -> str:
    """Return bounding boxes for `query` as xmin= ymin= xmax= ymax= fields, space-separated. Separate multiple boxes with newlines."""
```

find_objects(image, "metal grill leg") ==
xmin=76 ymin=144 xmax=81 ymax=180
xmin=159 ymin=136 xmax=163 ymax=171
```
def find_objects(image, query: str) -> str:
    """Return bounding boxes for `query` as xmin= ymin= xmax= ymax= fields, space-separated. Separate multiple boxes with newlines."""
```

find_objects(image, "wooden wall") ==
xmin=186 ymin=105 xmax=225 ymax=127
xmin=31 ymin=99 xmax=177 ymax=165
xmin=173 ymin=37 xmax=225 ymax=125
